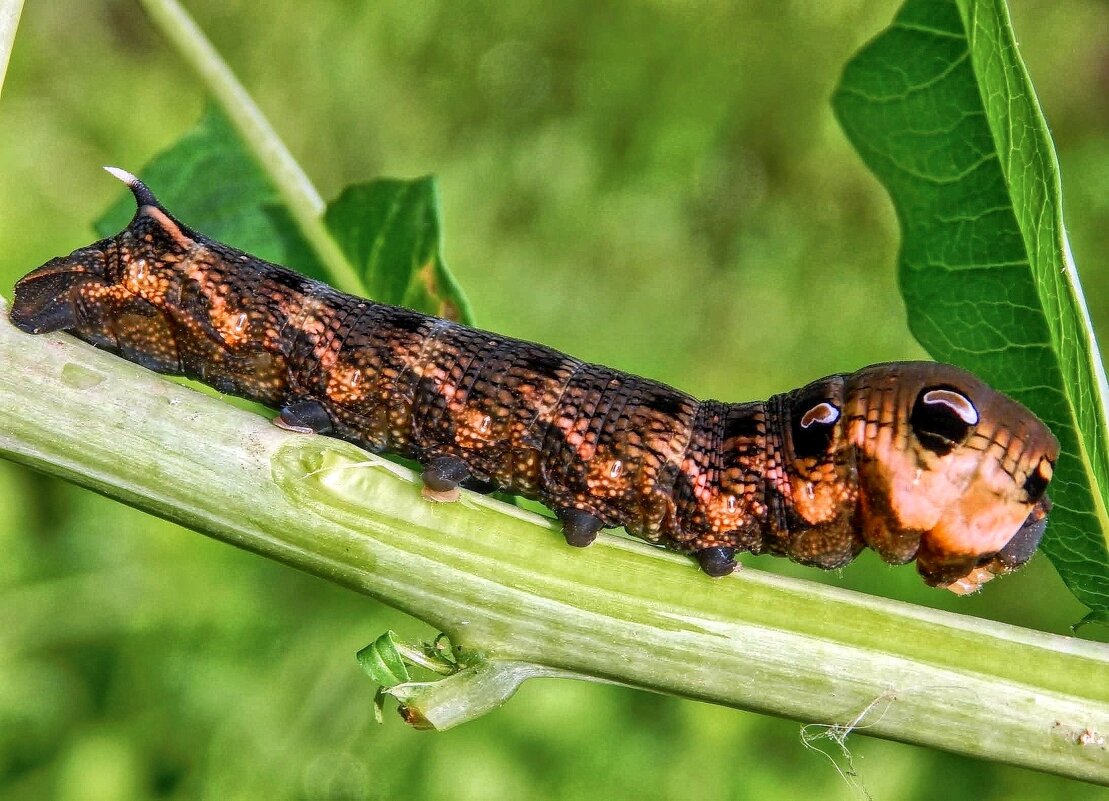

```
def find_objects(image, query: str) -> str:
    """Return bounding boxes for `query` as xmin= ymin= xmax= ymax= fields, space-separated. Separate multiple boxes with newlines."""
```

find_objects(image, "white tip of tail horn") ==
xmin=103 ymin=166 xmax=140 ymax=186
xmin=102 ymin=166 xmax=162 ymax=210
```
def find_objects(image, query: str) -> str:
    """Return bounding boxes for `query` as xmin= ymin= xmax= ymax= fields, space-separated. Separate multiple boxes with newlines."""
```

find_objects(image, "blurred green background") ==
xmin=1 ymin=1 xmax=1107 ymax=799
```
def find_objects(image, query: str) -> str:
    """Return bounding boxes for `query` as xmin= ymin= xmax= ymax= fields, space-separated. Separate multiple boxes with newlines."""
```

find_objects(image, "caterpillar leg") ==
xmin=421 ymin=455 xmax=471 ymax=502
xmin=558 ymin=508 xmax=604 ymax=547
xmin=696 ymin=546 xmax=738 ymax=577
xmin=993 ymin=496 xmax=1050 ymax=572
xmin=274 ymin=400 xmax=333 ymax=435
xmin=460 ymin=476 xmax=498 ymax=495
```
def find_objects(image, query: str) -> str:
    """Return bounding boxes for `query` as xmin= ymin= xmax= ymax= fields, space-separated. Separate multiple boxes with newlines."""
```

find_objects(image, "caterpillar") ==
xmin=11 ymin=169 xmax=1059 ymax=594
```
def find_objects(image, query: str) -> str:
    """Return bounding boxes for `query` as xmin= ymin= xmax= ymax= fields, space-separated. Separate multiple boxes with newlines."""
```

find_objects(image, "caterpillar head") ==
xmin=10 ymin=237 xmax=113 ymax=338
xmin=846 ymin=362 xmax=1058 ymax=592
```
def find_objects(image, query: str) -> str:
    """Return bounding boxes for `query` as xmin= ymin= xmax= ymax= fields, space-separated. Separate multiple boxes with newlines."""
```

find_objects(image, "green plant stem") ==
xmin=0 ymin=0 xmax=24 ymax=101
xmin=0 ymin=298 xmax=1106 ymax=783
xmin=137 ymin=0 xmax=364 ymax=296
xmin=390 ymin=661 xmax=585 ymax=731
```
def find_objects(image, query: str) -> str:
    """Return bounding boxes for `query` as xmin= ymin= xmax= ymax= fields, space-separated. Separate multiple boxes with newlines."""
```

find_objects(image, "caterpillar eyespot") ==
xmin=10 ymin=171 xmax=1060 ymax=594
xmin=791 ymin=398 xmax=840 ymax=459
xmin=910 ymin=386 xmax=979 ymax=455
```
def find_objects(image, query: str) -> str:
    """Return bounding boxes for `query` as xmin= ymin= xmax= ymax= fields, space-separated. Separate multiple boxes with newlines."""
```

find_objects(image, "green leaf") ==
xmin=95 ymin=107 xmax=473 ymax=324
xmin=355 ymin=631 xmax=411 ymax=688
xmin=1073 ymin=610 xmax=1109 ymax=636
xmin=833 ymin=0 xmax=1109 ymax=612
xmin=326 ymin=179 xmax=474 ymax=323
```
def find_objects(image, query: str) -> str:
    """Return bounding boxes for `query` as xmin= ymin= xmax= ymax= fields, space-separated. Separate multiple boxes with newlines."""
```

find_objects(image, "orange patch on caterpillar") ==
xmin=209 ymin=308 xmax=252 ymax=347
xmin=121 ymin=256 xmax=172 ymax=300
xmin=453 ymin=407 xmax=496 ymax=447
xmin=143 ymin=206 xmax=195 ymax=250
xmin=326 ymin=364 xmax=367 ymax=404
xmin=440 ymin=379 xmax=466 ymax=404
xmin=788 ymin=459 xmax=853 ymax=526
xmin=290 ymin=295 xmax=333 ymax=346
xmin=583 ymin=452 xmax=630 ymax=499
xmin=924 ymin=493 xmax=1031 ymax=558
xmin=923 ymin=451 xmax=1039 ymax=558
xmin=790 ymin=478 xmax=855 ymax=526
xmin=701 ymin=492 xmax=748 ymax=532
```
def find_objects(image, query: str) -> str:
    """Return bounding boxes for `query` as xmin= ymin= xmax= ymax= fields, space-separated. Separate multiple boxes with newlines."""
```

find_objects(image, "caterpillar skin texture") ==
xmin=11 ymin=170 xmax=1059 ymax=593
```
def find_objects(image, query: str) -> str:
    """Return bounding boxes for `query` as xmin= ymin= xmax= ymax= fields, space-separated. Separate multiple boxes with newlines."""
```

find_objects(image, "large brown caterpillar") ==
xmin=11 ymin=170 xmax=1059 ymax=593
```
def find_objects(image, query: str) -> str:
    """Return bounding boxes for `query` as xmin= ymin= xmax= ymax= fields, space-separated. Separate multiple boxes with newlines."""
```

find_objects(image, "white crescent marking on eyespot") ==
xmin=800 ymin=401 xmax=840 ymax=429
xmin=922 ymin=389 xmax=979 ymax=425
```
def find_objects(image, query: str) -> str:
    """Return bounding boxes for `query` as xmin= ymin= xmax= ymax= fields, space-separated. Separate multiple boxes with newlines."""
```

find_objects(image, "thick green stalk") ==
xmin=0 ymin=297 xmax=1106 ymax=783
xmin=136 ymin=0 xmax=364 ymax=296
xmin=0 ymin=0 xmax=24 ymax=101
